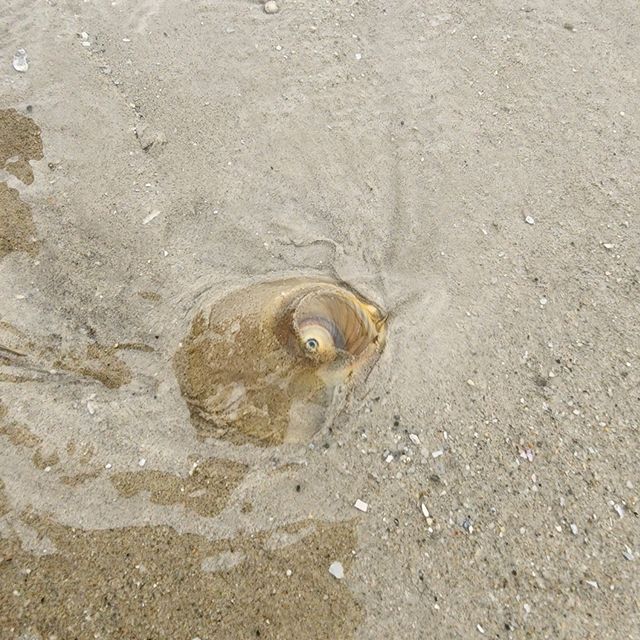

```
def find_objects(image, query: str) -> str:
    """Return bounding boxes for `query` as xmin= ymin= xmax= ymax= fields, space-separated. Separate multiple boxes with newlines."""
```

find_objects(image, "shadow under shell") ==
xmin=173 ymin=278 xmax=387 ymax=446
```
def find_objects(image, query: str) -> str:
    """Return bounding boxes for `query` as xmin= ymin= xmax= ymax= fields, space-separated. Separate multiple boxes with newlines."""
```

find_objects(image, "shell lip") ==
xmin=289 ymin=287 xmax=386 ymax=364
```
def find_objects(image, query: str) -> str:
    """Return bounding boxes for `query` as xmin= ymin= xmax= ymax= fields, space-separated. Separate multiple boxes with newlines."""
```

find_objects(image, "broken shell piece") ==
xmin=329 ymin=561 xmax=344 ymax=579
xmin=354 ymin=499 xmax=368 ymax=512
xmin=12 ymin=49 xmax=28 ymax=72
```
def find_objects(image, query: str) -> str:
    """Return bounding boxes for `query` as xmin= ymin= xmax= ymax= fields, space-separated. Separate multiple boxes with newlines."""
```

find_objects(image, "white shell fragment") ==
xmin=329 ymin=561 xmax=344 ymax=580
xmin=264 ymin=1 xmax=279 ymax=14
xmin=12 ymin=49 xmax=29 ymax=72
xmin=421 ymin=503 xmax=430 ymax=519
xmin=354 ymin=499 xmax=368 ymax=513
xmin=142 ymin=209 xmax=161 ymax=225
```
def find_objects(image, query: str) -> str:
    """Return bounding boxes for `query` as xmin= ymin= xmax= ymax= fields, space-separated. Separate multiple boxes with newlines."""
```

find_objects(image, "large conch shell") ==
xmin=174 ymin=278 xmax=387 ymax=445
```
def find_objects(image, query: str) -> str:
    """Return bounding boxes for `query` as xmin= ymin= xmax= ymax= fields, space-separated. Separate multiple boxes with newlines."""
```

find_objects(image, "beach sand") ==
xmin=1 ymin=1 xmax=638 ymax=638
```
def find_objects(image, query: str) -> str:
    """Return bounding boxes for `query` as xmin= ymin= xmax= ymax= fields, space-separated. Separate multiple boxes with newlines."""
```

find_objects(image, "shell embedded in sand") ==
xmin=174 ymin=278 xmax=387 ymax=445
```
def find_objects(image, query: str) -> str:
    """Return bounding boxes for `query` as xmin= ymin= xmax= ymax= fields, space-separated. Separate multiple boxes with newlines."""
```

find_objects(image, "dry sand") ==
xmin=1 ymin=1 xmax=639 ymax=638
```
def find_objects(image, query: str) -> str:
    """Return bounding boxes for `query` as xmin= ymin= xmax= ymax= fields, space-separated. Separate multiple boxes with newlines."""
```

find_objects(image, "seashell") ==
xmin=174 ymin=277 xmax=386 ymax=445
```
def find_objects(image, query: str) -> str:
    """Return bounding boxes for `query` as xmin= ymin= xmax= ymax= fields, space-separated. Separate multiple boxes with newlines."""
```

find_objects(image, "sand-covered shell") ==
xmin=174 ymin=278 xmax=387 ymax=445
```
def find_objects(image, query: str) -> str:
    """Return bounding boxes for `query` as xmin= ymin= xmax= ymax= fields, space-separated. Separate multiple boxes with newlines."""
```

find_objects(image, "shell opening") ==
xmin=292 ymin=290 xmax=383 ymax=363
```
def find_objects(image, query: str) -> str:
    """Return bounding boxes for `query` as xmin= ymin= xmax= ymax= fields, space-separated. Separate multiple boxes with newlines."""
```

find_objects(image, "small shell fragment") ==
xmin=329 ymin=561 xmax=344 ymax=579
xmin=142 ymin=209 xmax=161 ymax=225
xmin=354 ymin=499 xmax=368 ymax=513
xmin=264 ymin=1 xmax=279 ymax=14
xmin=12 ymin=49 xmax=28 ymax=72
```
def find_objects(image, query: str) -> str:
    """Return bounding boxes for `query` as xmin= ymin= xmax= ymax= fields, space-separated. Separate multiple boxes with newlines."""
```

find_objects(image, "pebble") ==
xmin=135 ymin=124 xmax=167 ymax=154
xmin=421 ymin=503 xmax=430 ymax=519
xmin=585 ymin=580 xmax=598 ymax=589
xmin=355 ymin=52 xmax=362 ymax=60
xmin=12 ymin=49 xmax=28 ymax=72
xmin=603 ymin=243 xmax=615 ymax=250
xmin=138 ymin=458 xmax=146 ymax=467
xmin=264 ymin=1 xmax=279 ymax=14
xmin=329 ymin=561 xmax=344 ymax=579
xmin=477 ymin=624 xmax=486 ymax=634
xmin=570 ymin=523 xmax=578 ymax=535
xmin=105 ymin=463 xmax=112 ymax=470
xmin=354 ymin=499 xmax=368 ymax=513
xmin=623 ymin=546 xmax=634 ymax=561
xmin=409 ymin=433 xmax=421 ymax=446
xmin=525 ymin=215 xmax=535 ymax=225
xmin=613 ymin=503 xmax=625 ymax=518
xmin=432 ymin=450 xmax=444 ymax=458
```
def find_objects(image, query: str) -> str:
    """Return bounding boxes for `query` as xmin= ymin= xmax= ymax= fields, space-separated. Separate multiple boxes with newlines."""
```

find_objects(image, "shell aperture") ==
xmin=174 ymin=278 xmax=386 ymax=445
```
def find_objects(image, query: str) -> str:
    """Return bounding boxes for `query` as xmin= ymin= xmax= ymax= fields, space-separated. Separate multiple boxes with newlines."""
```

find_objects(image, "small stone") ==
xmin=421 ymin=503 xmax=430 ymax=519
xmin=105 ymin=463 xmax=112 ymax=470
xmin=603 ymin=243 xmax=615 ymax=250
xmin=286 ymin=569 xmax=292 ymax=576
xmin=613 ymin=503 xmax=624 ymax=518
xmin=12 ymin=49 xmax=28 ymax=72
xmin=264 ymin=1 xmax=279 ymax=14
xmin=622 ymin=546 xmax=635 ymax=561
xmin=432 ymin=450 xmax=444 ymax=458
xmin=329 ymin=561 xmax=344 ymax=579
xmin=355 ymin=52 xmax=362 ymax=60
xmin=477 ymin=624 xmax=485 ymax=634
xmin=385 ymin=453 xmax=394 ymax=463
xmin=570 ymin=523 xmax=578 ymax=535
xmin=86 ymin=401 xmax=96 ymax=415
xmin=585 ymin=580 xmax=598 ymax=589
xmin=138 ymin=458 xmax=146 ymax=467
xmin=409 ymin=433 xmax=421 ymax=446
xmin=354 ymin=499 xmax=368 ymax=513
xmin=135 ymin=124 xmax=167 ymax=154
xmin=525 ymin=215 xmax=535 ymax=225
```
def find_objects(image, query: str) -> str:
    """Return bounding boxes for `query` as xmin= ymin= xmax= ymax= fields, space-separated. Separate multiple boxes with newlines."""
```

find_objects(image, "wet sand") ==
xmin=1 ymin=1 xmax=639 ymax=638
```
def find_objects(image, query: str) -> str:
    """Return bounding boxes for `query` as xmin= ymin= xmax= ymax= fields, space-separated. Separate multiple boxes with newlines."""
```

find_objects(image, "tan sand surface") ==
xmin=1 ymin=1 xmax=638 ymax=638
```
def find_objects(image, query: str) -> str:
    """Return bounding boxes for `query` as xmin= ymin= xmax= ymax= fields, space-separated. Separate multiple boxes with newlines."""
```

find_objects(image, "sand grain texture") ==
xmin=1 ymin=1 xmax=639 ymax=638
